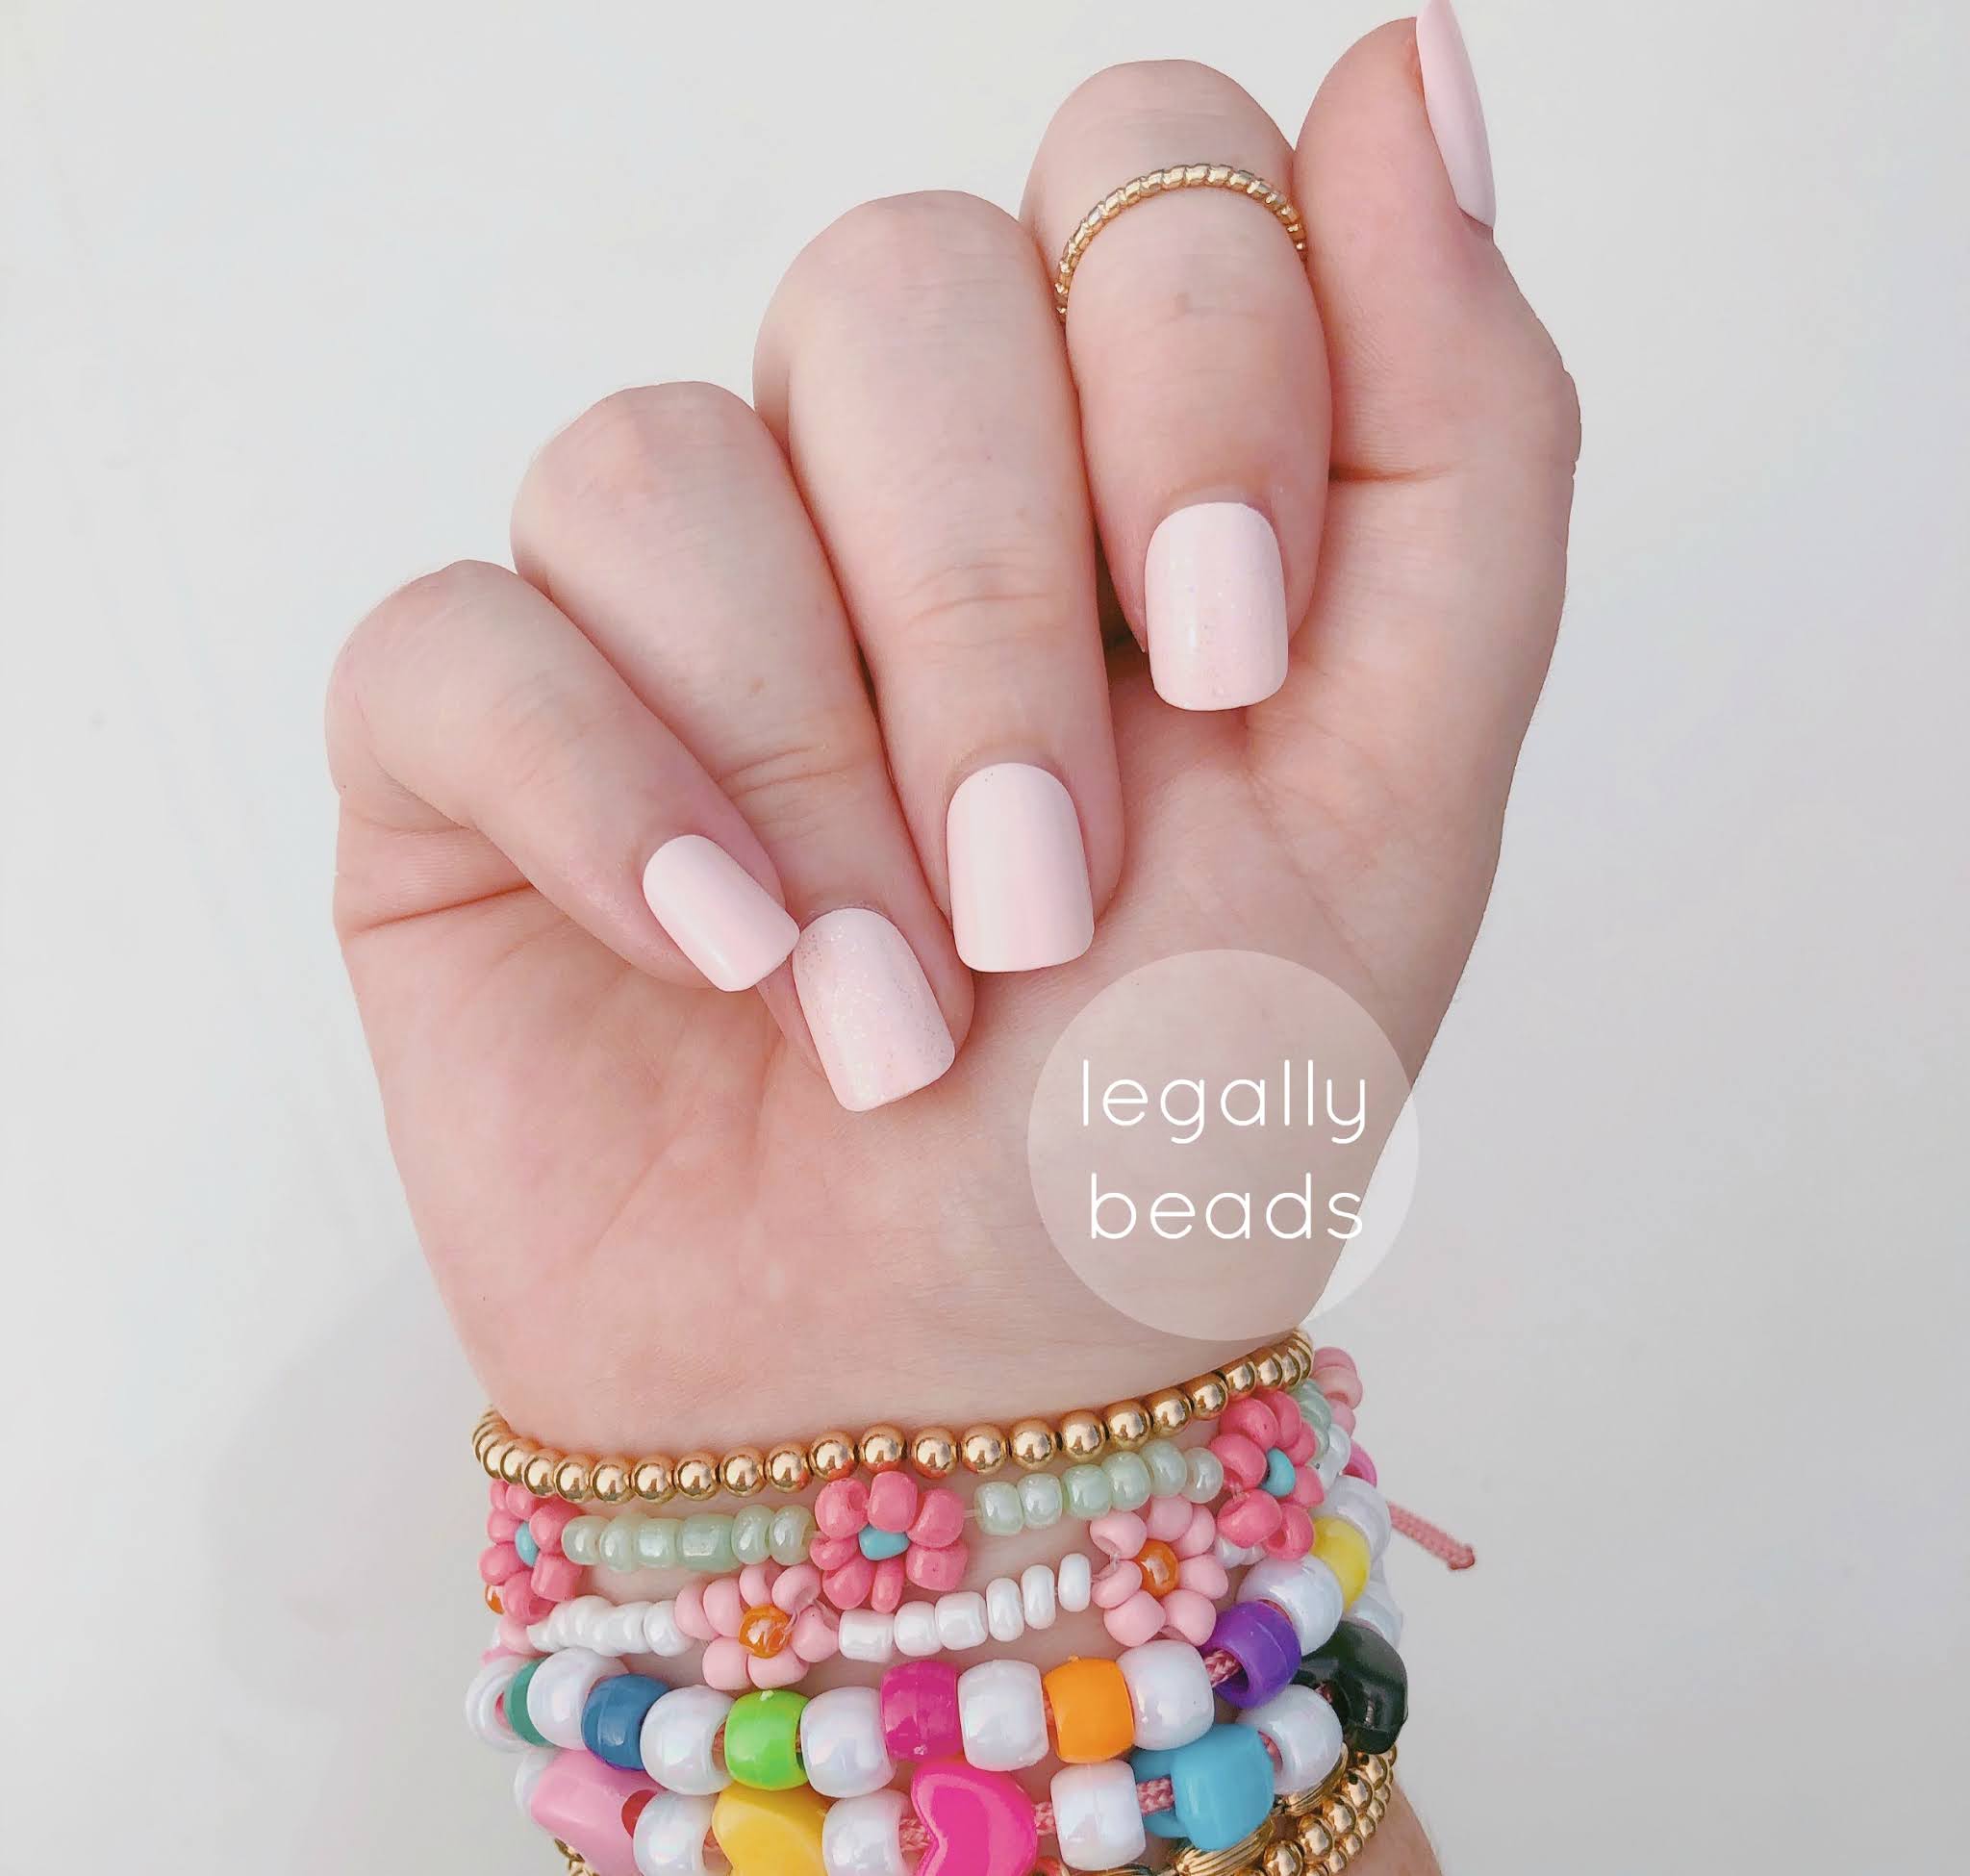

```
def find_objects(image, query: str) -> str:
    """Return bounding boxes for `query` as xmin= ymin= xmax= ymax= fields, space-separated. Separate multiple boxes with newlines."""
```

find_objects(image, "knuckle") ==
xmin=795 ymin=190 xmax=1031 ymax=301
xmin=713 ymin=733 xmax=881 ymax=847
xmin=889 ymin=549 xmax=1065 ymax=664
xmin=518 ymin=381 xmax=763 ymax=528
xmin=1048 ymin=59 xmax=1269 ymax=151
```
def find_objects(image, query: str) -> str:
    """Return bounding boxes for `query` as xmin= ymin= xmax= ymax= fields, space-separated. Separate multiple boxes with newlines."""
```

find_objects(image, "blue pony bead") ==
xmin=1131 ymin=1722 xmax=1275 ymax=1850
xmin=580 ymin=1672 xmax=668 ymax=1769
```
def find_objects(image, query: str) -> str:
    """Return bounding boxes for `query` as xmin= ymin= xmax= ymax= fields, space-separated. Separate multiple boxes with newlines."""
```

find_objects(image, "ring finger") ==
xmin=754 ymin=191 xmax=1121 ymax=976
xmin=1023 ymin=62 xmax=1330 ymax=713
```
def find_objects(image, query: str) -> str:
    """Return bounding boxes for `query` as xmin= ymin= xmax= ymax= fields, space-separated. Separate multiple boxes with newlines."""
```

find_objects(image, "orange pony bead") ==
xmin=1044 ymin=1656 xmax=1135 ymax=1763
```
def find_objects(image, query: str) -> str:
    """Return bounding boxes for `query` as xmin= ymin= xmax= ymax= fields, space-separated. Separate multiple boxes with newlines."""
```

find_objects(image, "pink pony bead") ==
xmin=1344 ymin=1441 xmax=1378 ymax=1484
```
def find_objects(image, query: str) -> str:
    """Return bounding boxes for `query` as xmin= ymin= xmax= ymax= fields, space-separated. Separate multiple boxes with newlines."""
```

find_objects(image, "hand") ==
xmin=327 ymin=23 xmax=1577 ymax=1459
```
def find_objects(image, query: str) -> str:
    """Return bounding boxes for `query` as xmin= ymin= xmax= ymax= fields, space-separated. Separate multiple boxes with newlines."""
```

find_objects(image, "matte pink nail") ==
xmin=946 ymin=763 xmax=1094 ymax=973
xmin=1417 ymin=0 xmax=1496 ymax=228
xmin=641 ymin=834 xmax=796 ymax=991
xmin=794 ymin=907 xmax=956 ymax=1112
xmin=1145 ymin=502 xmax=1289 ymax=711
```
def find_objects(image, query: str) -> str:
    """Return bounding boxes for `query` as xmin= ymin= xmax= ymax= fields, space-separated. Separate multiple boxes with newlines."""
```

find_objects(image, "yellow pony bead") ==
xmin=1311 ymin=1515 xmax=1372 ymax=1607
xmin=711 ymin=1784 xmax=831 ymax=1875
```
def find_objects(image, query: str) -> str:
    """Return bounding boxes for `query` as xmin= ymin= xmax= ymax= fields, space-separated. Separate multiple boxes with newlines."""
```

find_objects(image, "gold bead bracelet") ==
xmin=476 ymin=1332 xmax=1313 ymax=1505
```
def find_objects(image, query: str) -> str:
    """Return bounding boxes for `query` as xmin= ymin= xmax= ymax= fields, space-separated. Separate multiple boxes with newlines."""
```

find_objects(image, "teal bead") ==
xmin=635 ymin=1517 xmax=681 ymax=1569
xmin=732 ymin=1506 xmax=774 ymax=1566
xmin=680 ymin=1513 xmax=736 ymax=1572
xmin=1143 ymin=1439 xmax=1188 ymax=1497
xmin=1182 ymin=1447 xmax=1225 ymax=1505
xmin=1102 ymin=1451 xmax=1151 ymax=1511
xmin=974 ymin=1481 xmax=1024 ymax=1537
xmin=1263 ymin=1447 xmax=1298 ymax=1497
xmin=598 ymin=1516 xmax=639 ymax=1573
xmin=1133 ymin=1724 xmax=1275 ymax=1850
xmin=1017 ymin=1471 xmax=1064 ymax=1530
xmin=561 ymin=1515 xmax=604 ymax=1566
xmin=1063 ymin=1463 xmax=1112 ymax=1521
xmin=859 ymin=1525 xmax=910 ymax=1560
xmin=513 ymin=1524 xmax=541 ymax=1567
xmin=505 ymin=1659 xmax=549 ymax=1747
xmin=768 ymin=1506 xmax=814 ymax=1566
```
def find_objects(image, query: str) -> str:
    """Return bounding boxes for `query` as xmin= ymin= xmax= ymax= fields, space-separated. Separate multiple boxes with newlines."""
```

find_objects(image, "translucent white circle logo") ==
xmin=1025 ymin=951 xmax=1418 ymax=1339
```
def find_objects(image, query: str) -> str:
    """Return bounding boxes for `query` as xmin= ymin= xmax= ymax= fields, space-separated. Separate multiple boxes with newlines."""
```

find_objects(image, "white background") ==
xmin=3 ymin=2 xmax=1965 ymax=1868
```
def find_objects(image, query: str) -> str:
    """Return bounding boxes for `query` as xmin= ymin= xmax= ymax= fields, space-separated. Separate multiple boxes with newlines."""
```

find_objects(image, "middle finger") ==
xmin=755 ymin=190 xmax=1120 ymax=976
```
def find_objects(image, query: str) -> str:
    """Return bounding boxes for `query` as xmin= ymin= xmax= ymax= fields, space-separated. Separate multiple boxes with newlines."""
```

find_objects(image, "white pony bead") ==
xmin=1347 ymin=1586 xmax=1404 ymax=1647
xmin=643 ymin=1601 xmax=692 ymax=1657
xmin=526 ymin=1647 xmax=619 ymax=1748
xmin=1236 ymin=1684 xmax=1345 ymax=1794
xmin=799 ymin=1686 xmax=895 ymax=1799
xmin=838 ymin=1610 xmax=897 ymax=1664
xmin=821 ymin=1789 xmax=910 ymax=1875
xmin=1118 ymin=1638 xmax=1215 ymax=1750
xmin=1323 ymin=1477 xmax=1392 ymax=1559
xmin=1238 ymin=1556 xmax=1344 ymax=1654
xmin=957 ymin=1660 xmax=1048 ymax=1771
xmin=633 ymin=1791 xmax=720 ymax=1874
xmin=1050 ymin=1760 xmax=1149 ymax=1870
xmin=466 ymin=1657 xmax=524 ymax=1750
xmin=512 ymin=1746 xmax=556 ymax=1815
xmin=641 ymin=1686 xmax=733 ymax=1794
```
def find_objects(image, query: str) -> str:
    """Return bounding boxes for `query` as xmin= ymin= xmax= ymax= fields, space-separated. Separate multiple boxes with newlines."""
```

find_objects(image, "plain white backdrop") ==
xmin=4 ymin=2 xmax=1965 ymax=1868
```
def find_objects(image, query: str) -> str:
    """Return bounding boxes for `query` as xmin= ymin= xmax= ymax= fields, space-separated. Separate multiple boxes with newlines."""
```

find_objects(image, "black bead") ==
xmin=1294 ymin=1618 xmax=1408 ymax=1754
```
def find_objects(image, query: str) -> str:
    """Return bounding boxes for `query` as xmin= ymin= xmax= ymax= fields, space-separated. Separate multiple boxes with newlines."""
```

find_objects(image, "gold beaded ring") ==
xmin=474 ymin=1332 xmax=1313 ymax=1505
xmin=1053 ymin=164 xmax=1308 ymax=318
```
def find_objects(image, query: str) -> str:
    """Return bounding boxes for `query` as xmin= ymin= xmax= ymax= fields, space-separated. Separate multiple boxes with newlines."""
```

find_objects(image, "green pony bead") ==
xmin=722 ymin=1688 xmax=810 ymax=1790
xmin=598 ymin=1517 xmax=640 ymax=1573
xmin=768 ymin=1506 xmax=815 ymax=1566
xmin=1063 ymin=1463 xmax=1112 ymax=1521
xmin=505 ymin=1660 xmax=550 ymax=1747
xmin=732 ymin=1506 xmax=775 ymax=1565
xmin=680 ymin=1513 xmax=736 ymax=1572
xmin=1142 ymin=1438 xmax=1188 ymax=1497
xmin=974 ymin=1481 xmax=1024 ymax=1537
xmin=636 ymin=1517 xmax=682 ymax=1569
xmin=1101 ymin=1450 xmax=1152 ymax=1511
xmin=561 ymin=1515 xmax=605 ymax=1566
xmin=1018 ymin=1471 xmax=1064 ymax=1530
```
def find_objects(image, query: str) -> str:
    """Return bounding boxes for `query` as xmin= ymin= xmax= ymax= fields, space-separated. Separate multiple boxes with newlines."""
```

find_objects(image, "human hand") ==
xmin=327 ymin=18 xmax=1577 ymax=1462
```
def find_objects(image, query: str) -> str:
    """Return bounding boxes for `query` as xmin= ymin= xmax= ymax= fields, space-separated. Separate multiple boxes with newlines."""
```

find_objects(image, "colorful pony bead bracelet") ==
xmin=473 ymin=1336 xmax=1316 ymax=1503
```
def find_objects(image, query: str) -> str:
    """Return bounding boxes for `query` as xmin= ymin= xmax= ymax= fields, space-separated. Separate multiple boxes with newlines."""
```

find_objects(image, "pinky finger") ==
xmin=327 ymin=558 xmax=796 ymax=992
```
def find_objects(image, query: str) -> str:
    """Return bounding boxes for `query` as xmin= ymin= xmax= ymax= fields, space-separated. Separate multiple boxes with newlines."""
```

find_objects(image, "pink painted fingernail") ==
xmin=641 ymin=833 xmax=796 ymax=990
xmin=1145 ymin=502 xmax=1289 ymax=711
xmin=946 ymin=764 xmax=1094 ymax=973
xmin=1417 ymin=0 xmax=1496 ymax=229
xmin=794 ymin=907 xmax=956 ymax=1112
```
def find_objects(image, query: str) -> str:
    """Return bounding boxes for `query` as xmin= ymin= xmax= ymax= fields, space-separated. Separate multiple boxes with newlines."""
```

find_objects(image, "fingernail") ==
xmin=1417 ymin=0 xmax=1496 ymax=228
xmin=794 ymin=908 xmax=957 ymax=1112
xmin=947 ymin=763 xmax=1095 ymax=973
xmin=641 ymin=834 xmax=797 ymax=991
xmin=1145 ymin=502 xmax=1289 ymax=711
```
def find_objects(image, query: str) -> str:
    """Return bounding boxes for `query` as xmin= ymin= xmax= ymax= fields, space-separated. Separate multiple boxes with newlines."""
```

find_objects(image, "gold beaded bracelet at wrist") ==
xmin=552 ymin=1745 xmax=1393 ymax=1876
xmin=474 ymin=1332 xmax=1314 ymax=1506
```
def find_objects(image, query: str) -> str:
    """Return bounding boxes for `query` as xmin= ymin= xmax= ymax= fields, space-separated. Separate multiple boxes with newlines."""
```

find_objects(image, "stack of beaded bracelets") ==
xmin=469 ymin=1339 xmax=1410 ymax=1873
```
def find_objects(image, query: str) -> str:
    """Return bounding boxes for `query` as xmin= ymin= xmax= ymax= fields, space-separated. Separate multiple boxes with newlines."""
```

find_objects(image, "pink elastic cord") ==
xmin=1388 ymin=1500 xmax=1476 ymax=1570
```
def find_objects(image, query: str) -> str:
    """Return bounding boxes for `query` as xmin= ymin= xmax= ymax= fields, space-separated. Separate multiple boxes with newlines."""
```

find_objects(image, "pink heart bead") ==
xmin=910 ymin=1762 xmax=1039 ymax=1876
xmin=528 ymin=1751 xmax=651 ymax=1876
